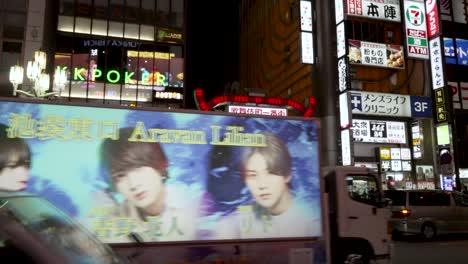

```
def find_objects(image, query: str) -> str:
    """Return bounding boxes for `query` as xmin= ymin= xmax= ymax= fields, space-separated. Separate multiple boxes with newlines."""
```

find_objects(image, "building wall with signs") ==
xmin=0 ymin=0 xmax=47 ymax=97
xmin=439 ymin=0 xmax=468 ymax=188
xmin=55 ymin=0 xmax=185 ymax=108
xmin=335 ymin=0 xmax=441 ymax=190
xmin=344 ymin=19 xmax=428 ymax=95
xmin=237 ymin=0 xmax=315 ymax=104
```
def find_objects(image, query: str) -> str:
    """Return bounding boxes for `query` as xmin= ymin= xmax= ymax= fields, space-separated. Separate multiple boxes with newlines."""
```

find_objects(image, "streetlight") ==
xmin=9 ymin=50 xmax=67 ymax=98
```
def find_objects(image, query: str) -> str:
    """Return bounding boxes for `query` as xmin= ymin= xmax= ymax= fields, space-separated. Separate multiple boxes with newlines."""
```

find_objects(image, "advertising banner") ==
xmin=346 ymin=0 xmax=401 ymax=22
xmin=425 ymin=0 xmax=440 ymax=38
xmin=444 ymin=38 xmax=468 ymax=66
xmin=352 ymin=119 xmax=407 ymax=144
xmin=349 ymin=91 xmax=432 ymax=118
xmin=0 ymin=100 xmax=322 ymax=245
xmin=348 ymin=40 xmax=405 ymax=69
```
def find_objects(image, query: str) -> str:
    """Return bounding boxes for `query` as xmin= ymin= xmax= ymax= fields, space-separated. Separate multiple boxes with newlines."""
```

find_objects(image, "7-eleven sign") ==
xmin=404 ymin=1 xmax=429 ymax=60
xmin=408 ymin=7 xmax=423 ymax=25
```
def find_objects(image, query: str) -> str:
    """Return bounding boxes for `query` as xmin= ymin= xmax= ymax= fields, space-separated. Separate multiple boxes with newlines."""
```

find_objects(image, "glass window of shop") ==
xmin=125 ymin=0 xmax=140 ymax=22
xmin=109 ymin=0 xmax=124 ymax=20
xmin=60 ymin=0 xmax=183 ymax=28
xmin=60 ymin=0 xmax=75 ymax=16
xmin=141 ymin=0 xmax=155 ymax=25
xmin=58 ymin=0 xmax=183 ymax=40
xmin=93 ymin=0 xmax=107 ymax=18
xmin=76 ymin=0 xmax=92 ymax=16
xmin=156 ymin=0 xmax=170 ymax=26
xmin=0 ymin=0 xmax=27 ymax=11
xmin=2 ymin=12 xmax=26 ymax=39
xmin=171 ymin=0 xmax=184 ymax=28
xmin=54 ymin=34 xmax=184 ymax=105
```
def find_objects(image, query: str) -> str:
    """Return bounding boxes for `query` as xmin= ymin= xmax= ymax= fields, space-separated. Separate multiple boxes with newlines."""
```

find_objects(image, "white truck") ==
xmin=0 ymin=97 xmax=391 ymax=263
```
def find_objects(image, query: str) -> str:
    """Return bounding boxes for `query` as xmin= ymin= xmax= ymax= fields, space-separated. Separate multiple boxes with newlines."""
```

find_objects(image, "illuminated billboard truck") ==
xmin=0 ymin=98 xmax=390 ymax=264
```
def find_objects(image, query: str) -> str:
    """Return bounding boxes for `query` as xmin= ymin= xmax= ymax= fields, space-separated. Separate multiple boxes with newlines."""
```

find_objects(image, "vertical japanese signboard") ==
xmin=340 ymin=92 xmax=351 ymax=128
xmin=429 ymin=37 xmax=445 ymax=90
xmin=337 ymin=22 xmax=346 ymax=59
xmin=338 ymin=57 xmax=349 ymax=92
xmin=434 ymin=88 xmax=448 ymax=123
xmin=336 ymin=0 xmax=345 ymax=24
xmin=425 ymin=0 xmax=440 ymax=38
xmin=404 ymin=0 xmax=429 ymax=59
xmin=300 ymin=1 xmax=315 ymax=64
xmin=341 ymin=129 xmax=352 ymax=166
xmin=300 ymin=0 xmax=313 ymax=31
xmin=336 ymin=0 xmax=352 ymax=166
xmin=411 ymin=120 xmax=423 ymax=159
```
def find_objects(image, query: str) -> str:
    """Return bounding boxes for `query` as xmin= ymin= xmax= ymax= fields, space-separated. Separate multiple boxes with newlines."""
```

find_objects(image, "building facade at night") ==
xmin=237 ymin=0 xmax=458 ymax=191
xmin=0 ymin=0 xmax=34 ymax=97
xmin=2 ymin=0 xmax=467 ymax=190
xmin=55 ymin=0 xmax=184 ymax=107
xmin=1 ymin=0 xmax=185 ymax=108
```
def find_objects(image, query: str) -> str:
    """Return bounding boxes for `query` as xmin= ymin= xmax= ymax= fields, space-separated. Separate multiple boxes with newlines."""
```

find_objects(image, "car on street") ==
xmin=385 ymin=189 xmax=468 ymax=240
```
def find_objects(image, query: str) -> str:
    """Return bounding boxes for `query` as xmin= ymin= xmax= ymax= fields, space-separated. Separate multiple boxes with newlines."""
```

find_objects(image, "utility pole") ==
xmin=313 ymin=0 xmax=338 ymax=170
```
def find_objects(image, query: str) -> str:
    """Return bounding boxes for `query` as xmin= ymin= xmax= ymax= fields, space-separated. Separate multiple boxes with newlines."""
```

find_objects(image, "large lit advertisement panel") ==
xmin=0 ymin=101 xmax=322 ymax=246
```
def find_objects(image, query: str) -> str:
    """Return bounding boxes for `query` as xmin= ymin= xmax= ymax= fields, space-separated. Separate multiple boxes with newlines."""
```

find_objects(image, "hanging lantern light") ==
xmin=54 ymin=67 xmax=67 ymax=91
xmin=34 ymin=50 xmax=47 ymax=70
xmin=9 ymin=65 xmax=24 ymax=86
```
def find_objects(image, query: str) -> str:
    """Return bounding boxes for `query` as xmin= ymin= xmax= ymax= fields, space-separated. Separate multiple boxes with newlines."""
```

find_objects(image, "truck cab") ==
xmin=325 ymin=166 xmax=391 ymax=264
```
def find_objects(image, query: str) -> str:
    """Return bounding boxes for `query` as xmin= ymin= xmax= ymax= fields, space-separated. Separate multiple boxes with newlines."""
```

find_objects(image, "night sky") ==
xmin=185 ymin=1 xmax=240 ymax=109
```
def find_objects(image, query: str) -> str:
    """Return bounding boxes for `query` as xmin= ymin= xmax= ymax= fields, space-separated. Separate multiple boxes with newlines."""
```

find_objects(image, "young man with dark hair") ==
xmin=214 ymin=133 xmax=321 ymax=239
xmin=99 ymin=127 xmax=196 ymax=242
xmin=0 ymin=124 xmax=31 ymax=192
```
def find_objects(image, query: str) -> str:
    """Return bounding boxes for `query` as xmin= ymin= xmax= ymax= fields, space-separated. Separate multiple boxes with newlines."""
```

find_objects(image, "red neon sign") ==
xmin=194 ymin=88 xmax=316 ymax=117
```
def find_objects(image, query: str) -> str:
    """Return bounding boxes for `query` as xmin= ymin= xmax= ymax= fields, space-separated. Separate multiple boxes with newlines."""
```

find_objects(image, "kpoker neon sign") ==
xmin=57 ymin=66 xmax=168 ymax=86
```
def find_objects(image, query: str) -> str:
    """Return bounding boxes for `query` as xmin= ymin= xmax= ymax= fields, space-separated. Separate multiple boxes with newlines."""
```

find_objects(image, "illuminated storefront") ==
xmin=54 ymin=0 xmax=184 ymax=107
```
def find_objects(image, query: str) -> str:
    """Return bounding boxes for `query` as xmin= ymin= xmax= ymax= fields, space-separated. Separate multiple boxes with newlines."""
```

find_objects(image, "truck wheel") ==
xmin=421 ymin=223 xmax=436 ymax=240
